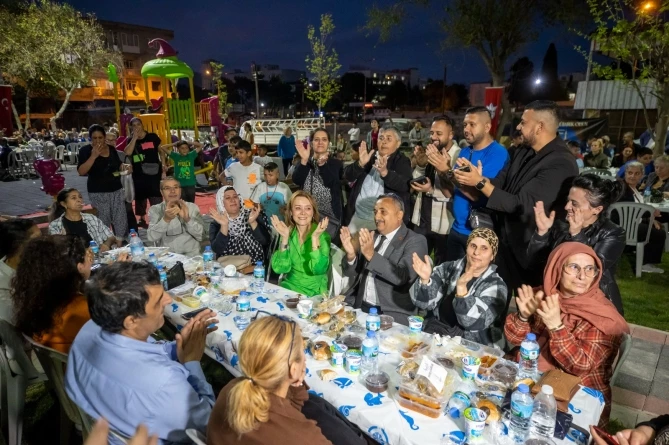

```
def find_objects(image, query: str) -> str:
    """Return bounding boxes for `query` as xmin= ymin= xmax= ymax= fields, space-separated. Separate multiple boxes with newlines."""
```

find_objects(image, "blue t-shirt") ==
xmin=451 ymin=141 xmax=509 ymax=235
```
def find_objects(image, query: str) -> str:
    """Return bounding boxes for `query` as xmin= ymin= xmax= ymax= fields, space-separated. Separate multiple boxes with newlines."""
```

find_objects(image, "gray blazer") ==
xmin=342 ymin=224 xmax=428 ymax=325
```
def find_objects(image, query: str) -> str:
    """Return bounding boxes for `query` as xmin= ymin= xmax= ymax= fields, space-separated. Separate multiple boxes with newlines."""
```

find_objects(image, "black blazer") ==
xmin=292 ymin=158 xmax=344 ymax=221
xmin=343 ymin=149 xmax=413 ymax=226
xmin=486 ymin=138 xmax=578 ymax=269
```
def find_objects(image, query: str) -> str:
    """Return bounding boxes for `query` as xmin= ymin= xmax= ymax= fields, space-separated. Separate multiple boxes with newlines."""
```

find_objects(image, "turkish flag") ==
xmin=484 ymin=87 xmax=504 ymax=136
xmin=0 ymin=85 xmax=14 ymax=136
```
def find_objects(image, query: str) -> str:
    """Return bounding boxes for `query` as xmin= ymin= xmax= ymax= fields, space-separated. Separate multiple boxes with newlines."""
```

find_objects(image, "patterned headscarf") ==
xmin=467 ymin=228 xmax=499 ymax=258
xmin=214 ymin=186 xmax=266 ymax=263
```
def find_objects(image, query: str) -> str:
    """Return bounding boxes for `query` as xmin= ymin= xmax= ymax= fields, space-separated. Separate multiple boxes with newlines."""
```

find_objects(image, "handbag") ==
xmin=469 ymin=207 xmax=495 ymax=230
xmin=141 ymin=162 xmax=160 ymax=176
xmin=531 ymin=368 xmax=582 ymax=413
xmin=166 ymin=261 xmax=186 ymax=290
xmin=216 ymin=254 xmax=252 ymax=271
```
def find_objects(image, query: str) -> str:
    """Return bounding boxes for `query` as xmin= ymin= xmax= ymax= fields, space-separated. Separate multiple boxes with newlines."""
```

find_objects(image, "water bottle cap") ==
xmin=367 ymin=331 xmax=376 ymax=338
xmin=448 ymin=407 xmax=460 ymax=418
xmin=541 ymin=385 xmax=554 ymax=395
xmin=517 ymin=383 xmax=530 ymax=393
xmin=89 ymin=241 xmax=96 ymax=245
xmin=526 ymin=333 xmax=536 ymax=341
xmin=369 ymin=308 xmax=378 ymax=315
xmin=256 ymin=261 xmax=262 ymax=266
xmin=149 ymin=253 xmax=155 ymax=256
xmin=204 ymin=246 xmax=211 ymax=251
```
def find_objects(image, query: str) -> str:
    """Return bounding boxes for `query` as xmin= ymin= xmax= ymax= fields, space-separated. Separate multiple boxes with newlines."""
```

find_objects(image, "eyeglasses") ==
xmin=563 ymin=263 xmax=599 ymax=278
xmin=252 ymin=310 xmax=297 ymax=370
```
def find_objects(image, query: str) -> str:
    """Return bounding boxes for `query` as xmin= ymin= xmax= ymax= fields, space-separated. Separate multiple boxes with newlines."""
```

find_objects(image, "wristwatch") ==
xmin=475 ymin=178 xmax=487 ymax=191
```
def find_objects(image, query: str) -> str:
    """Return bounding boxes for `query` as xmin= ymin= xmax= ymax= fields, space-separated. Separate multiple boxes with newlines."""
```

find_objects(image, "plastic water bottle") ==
xmin=253 ymin=261 xmax=265 ymax=291
xmin=519 ymin=333 xmax=540 ymax=378
xmin=529 ymin=385 xmax=557 ymax=439
xmin=644 ymin=188 xmax=652 ymax=203
xmin=366 ymin=307 xmax=381 ymax=332
xmin=158 ymin=266 xmax=168 ymax=290
xmin=203 ymin=246 xmax=214 ymax=272
xmin=361 ymin=331 xmax=379 ymax=376
xmin=89 ymin=241 xmax=100 ymax=263
xmin=447 ymin=391 xmax=471 ymax=419
xmin=129 ymin=231 xmax=145 ymax=259
xmin=148 ymin=253 xmax=158 ymax=267
xmin=509 ymin=384 xmax=534 ymax=443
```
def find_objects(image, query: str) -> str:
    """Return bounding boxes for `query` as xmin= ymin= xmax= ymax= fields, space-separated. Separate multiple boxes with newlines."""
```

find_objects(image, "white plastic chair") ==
xmin=22 ymin=336 xmax=91 ymax=444
xmin=185 ymin=428 xmax=207 ymax=445
xmin=608 ymin=202 xmax=656 ymax=277
xmin=0 ymin=321 xmax=48 ymax=445
xmin=612 ymin=332 xmax=633 ymax=386
xmin=54 ymin=145 xmax=67 ymax=171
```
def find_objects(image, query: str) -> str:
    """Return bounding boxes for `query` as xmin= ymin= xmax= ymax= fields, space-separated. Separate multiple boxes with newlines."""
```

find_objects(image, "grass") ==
xmin=616 ymin=251 xmax=669 ymax=332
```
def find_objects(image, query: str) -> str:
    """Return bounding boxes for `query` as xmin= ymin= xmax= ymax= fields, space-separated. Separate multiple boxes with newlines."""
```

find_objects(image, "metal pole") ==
xmin=363 ymin=75 xmax=367 ymax=123
xmin=441 ymin=65 xmax=447 ymax=114
xmin=582 ymin=39 xmax=594 ymax=119
xmin=252 ymin=62 xmax=260 ymax=117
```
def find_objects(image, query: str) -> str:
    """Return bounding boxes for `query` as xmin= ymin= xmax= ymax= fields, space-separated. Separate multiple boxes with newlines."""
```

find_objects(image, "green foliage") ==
xmin=304 ymin=13 xmax=342 ymax=112
xmin=208 ymin=61 xmax=229 ymax=118
xmin=0 ymin=0 xmax=122 ymax=129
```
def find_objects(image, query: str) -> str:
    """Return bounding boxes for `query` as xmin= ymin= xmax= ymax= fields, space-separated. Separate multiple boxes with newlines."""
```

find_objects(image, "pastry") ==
xmin=513 ymin=377 xmax=535 ymax=390
xmin=480 ymin=355 xmax=498 ymax=368
xmin=398 ymin=387 xmax=442 ymax=410
xmin=397 ymin=361 xmax=419 ymax=379
xmin=314 ymin=312 xmax=331 ymax=325
xmin=310 ymin=341 xmax=331 ymax=360
xmin=397 ymin=394 xmax=441 ymax=418
xmin=477 ymin=400 xmax=501 ymax=423
xmin=196 ymin=275 xmax=211 ymax=286
xmin=319 ymin=369 xmax=337 ymax=381
xmin=401 ymin=342 xmax=425 ymax=358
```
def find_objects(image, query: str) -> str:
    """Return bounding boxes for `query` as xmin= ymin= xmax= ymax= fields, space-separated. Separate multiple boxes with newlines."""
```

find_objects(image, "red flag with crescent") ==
xmin=484 ymin=87 xmax=504 ymax=136
xmin=0 ymin=85 xmax=13 ymax=135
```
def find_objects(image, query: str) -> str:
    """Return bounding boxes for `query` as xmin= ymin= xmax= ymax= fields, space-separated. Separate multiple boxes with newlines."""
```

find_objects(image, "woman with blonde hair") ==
xmin=270 ymin=191 xmax=330 ymax=296
xmin=207 ymin=315 xmax=369 ymax=444
xmin=584 ymin=138 xmax=610 ymax=169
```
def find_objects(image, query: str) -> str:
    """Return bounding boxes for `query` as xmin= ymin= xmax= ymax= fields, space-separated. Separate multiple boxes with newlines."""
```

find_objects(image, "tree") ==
xmin=580 ymin=0 xmax=669 ymax=157
xmin=0 ymin=0 xmax=122 ymax=131
xmin=507 ymin=57 xmax=535 ymax=105
xmin=365 ymin=0 xmax=587 ymax=137
xmin=538 ymin=43 xmax=568 ymax=101
xmin=209 ymin=61 xmax=229 ymax=119
xmin=385 ymin=80 xmax=409 ymax=109
xmin=337 ymin=72 xmax=377 ymax=105
xmin=304 ymin=13 xmax=341 ymax=114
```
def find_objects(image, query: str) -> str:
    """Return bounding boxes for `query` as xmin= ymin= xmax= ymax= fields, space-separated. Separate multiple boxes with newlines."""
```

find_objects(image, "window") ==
xmin=121 ymin=33 xmax=128 ymax=46
xmin=111 ymin=31 xmax=119 ymax=46
xmin=126 ymin=81 xmax=137 ymax=91
xmin=123 ymin=59 xmax=135 ymax=69
xmin=151 ymin=81 xmax=161 ymax=92
xmin=133 ymin=34 xmax=139 ymax=47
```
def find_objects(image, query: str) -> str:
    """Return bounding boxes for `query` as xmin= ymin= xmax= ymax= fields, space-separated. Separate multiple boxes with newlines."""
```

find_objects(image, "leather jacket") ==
xmin=526 ymin=217 xmax=626 ymax=315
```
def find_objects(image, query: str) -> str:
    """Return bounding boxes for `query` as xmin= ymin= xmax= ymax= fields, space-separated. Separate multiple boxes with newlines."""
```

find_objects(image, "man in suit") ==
xmin=453 ymin=100 xmax=578 ymax=305
xmin=340 ymin=193 xmax=428 ymax=325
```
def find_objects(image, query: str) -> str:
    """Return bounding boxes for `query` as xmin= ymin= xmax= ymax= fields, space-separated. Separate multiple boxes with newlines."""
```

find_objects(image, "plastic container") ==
xmin=345 ymin=350 xmax=362 ymax=375
xmin=492 ymin=359 xmax=520 ymax=388
xmin=400 ymin=340 xmax=430 ymax=359
xmin=398 ymin=381 xmax=447 ymax=411
xmin=236 ymin=295 xmax=250 ymax=312
xmin=395 ymin=393 xmax=443 ymax=418
xmin=233 ymin=315 xmax=250 ymax=331
xmin=519 ymin=333 xmax=540 ymax=378
xmin=447 ymin=391 xmax=471 ymax=419
xmin=203 ymin=246 xmax=214 ymax=272
xmin=340 ymin=335 xmax=363 ymax=351
xmin=253 ymin=261 xmax=265 ymax=291
xmin=380 ymin=315 xmax=394 ymax=330
xmin=464 ymin=407 xmax=488 ymax=443
xmin=366 ymin=308 xmax=380 ymax=331
xmin=530 ymin=385 xmax=557 ymax=439
xmin=331 ymin=343 xmax=347 ymax=367
xmin=297 ymin=299 xmax=313 ymax=318
xmin=181 ymin=296 xmax=201 ymax=308
xmin=365 ymin=371 xmax=389 ymax=393
xmin=285 ymin=297 xmax=300 ymax=309
xmin=407 ymin=315 xmax=424 ymax=333
xmin=510 ymin=384 xmax=534 ymax=444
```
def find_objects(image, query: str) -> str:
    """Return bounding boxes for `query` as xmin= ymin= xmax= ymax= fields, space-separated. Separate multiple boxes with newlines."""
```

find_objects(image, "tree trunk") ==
xmin=653 ymin=82 xmax=669 ymax=158
xmin=24 ymin=88 xmax=31 ymax=130
xmin=11 ymin=101 xmax=23 ymax=132
xmin=51 ymin=86 xmax=74 ymax=132
xmin=492 ymin=71 xmax=511 ymax=140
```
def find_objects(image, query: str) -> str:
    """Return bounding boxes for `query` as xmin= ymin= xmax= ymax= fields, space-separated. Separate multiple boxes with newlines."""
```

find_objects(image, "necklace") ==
xmin=265 ymin=184 xmax=278 ymax=201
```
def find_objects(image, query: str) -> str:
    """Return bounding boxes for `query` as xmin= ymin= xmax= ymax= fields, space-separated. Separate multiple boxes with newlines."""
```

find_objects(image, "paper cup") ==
xmin=297 ymin=299 xmax=313 ymax=318
xmin=464 ymin=407 xmax=488 ymax=443
xmin=461 ymin=356 xmax=481 ymax=380
xmin=223 ymin=264 xmax=237 ymax=277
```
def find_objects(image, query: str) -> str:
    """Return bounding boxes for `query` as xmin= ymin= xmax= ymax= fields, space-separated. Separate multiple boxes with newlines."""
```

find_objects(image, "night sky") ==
xmin=66 ymin=0 xmax=589 ymax=84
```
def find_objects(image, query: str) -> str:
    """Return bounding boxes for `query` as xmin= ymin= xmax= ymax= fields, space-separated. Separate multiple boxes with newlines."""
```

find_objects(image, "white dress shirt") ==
xmin=349 ymin=226 xmax=401 ymax=305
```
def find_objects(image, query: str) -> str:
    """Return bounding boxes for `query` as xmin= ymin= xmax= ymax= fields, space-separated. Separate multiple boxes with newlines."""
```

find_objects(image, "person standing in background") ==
xmin=348 ymin=121 xmax=361 ymax=144
xmin=277 ymin=126 xmax=296 ymax=176
xmin=367 ymin=119 xmax=380 ymax=151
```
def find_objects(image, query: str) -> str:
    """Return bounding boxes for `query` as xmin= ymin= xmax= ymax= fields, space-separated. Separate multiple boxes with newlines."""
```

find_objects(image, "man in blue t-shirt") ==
xmin=446 ymin=107 xmax=509 ymax=261
xmin=616 ymin=146 xmax=655 ymax=180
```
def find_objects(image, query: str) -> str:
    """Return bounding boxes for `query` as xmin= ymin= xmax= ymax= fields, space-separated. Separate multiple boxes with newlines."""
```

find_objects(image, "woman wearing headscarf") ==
xmin=505 ymin=242 xmax=630 ymax=425
xmin=411 ymin=228 xmax=507 ymax=346
xmin=208 ymin=186 xmax=271 ymax=263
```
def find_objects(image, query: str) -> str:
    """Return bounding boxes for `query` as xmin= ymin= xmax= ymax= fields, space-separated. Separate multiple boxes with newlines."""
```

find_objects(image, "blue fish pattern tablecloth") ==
xmin=164 ymin=282 xmax=604 ymax=445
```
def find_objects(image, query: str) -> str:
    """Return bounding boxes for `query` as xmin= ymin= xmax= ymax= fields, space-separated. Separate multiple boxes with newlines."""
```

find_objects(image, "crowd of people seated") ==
xmin=2 ymin=99 xmax=669 ymax=444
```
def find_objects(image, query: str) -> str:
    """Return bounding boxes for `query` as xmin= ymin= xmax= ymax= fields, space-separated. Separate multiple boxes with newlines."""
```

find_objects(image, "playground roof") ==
xmin=141 ymin=56 xmax=193 ymax=79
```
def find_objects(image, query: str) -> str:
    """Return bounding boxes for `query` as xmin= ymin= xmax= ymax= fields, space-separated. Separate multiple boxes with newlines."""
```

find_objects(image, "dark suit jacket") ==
xmin=342 ymin=224 xmax=428 ymax=324
xmin=486 ymin=138 xmax=578 ymax=269
xmin=343 ymin=149 xmax=413 ymax=226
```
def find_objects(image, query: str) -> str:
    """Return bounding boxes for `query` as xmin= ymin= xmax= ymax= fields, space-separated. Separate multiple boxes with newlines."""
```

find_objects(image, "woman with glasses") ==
xmin=207 ymin=315 xmax=370 ymax=445
xmin=528 ymin=174 xmax=626 ymax=314
xmin=505 ymin=242 xmax=629 ymax=425
xmin=270 ymin=191 xmax=330 ymax=297
xmin=616 ymin=161 xmax=667 ymax=274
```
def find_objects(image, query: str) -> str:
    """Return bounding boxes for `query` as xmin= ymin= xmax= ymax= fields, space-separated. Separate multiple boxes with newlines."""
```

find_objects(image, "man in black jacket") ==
xmin=344 ymin=126 xmax=413 ymax=233
xmin=454 ymin=100 xmax=578 ymax=305
xmin=292 ymin=128 xmax=344 ymax=223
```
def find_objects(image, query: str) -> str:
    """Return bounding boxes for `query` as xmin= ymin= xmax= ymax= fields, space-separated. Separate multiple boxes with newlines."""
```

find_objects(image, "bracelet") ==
xmin=517 ymin=314 xmax=529 ymax=322
xmin=550 ymin=324 xmax=565 ymax=332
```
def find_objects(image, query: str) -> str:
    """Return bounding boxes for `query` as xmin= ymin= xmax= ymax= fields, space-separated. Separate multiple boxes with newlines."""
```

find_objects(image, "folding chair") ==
xmin=608 ymin=202 xmax=656 ymax=277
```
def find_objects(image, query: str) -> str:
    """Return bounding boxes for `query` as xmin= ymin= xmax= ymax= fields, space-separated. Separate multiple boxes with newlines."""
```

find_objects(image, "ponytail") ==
xmin=49 ymin=188 xmax=76 ymax=222
xmin=226 ymin=378 xmax=271 ymax=435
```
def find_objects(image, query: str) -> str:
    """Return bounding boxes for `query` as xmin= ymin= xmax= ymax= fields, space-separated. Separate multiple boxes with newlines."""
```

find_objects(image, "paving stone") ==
xmin=643 ymin=396 xmax=669 ymax=415
xmin=610 ymin=404 xmax=640 ymax=429
xmin=632 ymin=338 xmax=663 ymax=354
xmin=634 ymin=327 xmax=668 ymax=345
xmin=636 ymin=411 xmax=658 ymax=424
xmin=612 ymin=386 xmax=647 ymax=410
xmin=649 ymin=380 xmax=669 ymax=401
xmin=615 ymin=373 xmax=653 ymax=395
xmin=620 ymin=349 xmax=660 ymax=380
xmin=661 ymin=344 xmax=669 ymax=357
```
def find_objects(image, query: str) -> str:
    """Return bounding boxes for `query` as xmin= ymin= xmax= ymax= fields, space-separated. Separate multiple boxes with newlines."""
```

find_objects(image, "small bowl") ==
xmin=340 ymin=334 xmax=363 ymax=350
xmin=365 ymin=371 xmax=390 ymax=393
xmin=233 ymin=315 xmax=250 ymax=331
xmin=285 ymin=297 xmax=300 ymax=309
xmin=380 ymin=315 xmax=394 ymax=330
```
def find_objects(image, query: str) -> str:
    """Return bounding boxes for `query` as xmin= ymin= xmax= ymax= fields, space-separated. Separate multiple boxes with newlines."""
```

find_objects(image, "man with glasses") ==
xmin=147 ymin=177 xmax=205 ymax=257
xmin=340 ymin=194 xmax=427 ymax=324
xmin=344 ymin=126 xmax=413 ymax=234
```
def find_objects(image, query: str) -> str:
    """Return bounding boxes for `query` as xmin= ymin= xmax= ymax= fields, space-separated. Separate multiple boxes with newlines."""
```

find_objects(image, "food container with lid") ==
xmin=233 ymin=315 xmax=250 ymax=331
xmin=364 ymin=371 xmax=389 ymax=393
xmin=345 ymin=350 xmax=361 ymax=374
xmin=339 ymin=334 xmax=363 ymax=351
xmin=380 ymin=315 xmax=394 ymax=330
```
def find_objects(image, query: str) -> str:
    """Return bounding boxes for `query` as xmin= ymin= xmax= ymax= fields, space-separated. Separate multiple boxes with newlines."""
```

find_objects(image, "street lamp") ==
xmin=309 ymin=82 xmax=313 ymax=87
xmin=205 ymin=70 xmax=210 ymax=75
xmin=643 ymin=1 xmax=656 ymax=11
xmin=534 ymin=78 xmax=542 ymax=85
xmin=260 ymin=102 xmax=265 ymax=107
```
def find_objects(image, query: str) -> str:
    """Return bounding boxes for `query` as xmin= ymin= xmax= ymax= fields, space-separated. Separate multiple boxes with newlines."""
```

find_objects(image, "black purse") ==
xmin=469 ymin=207 xmax=495 ymax=230
xmin=166 ymin=261 xmax=186 ymax=290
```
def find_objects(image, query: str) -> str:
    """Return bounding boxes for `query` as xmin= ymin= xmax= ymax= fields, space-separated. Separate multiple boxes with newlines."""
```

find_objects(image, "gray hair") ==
xmin=378 ymin=193 xmax=404 ymax=212
xmin=626 ymin=161 xmax=645 ymax=173
xmin=160 ymin=176 xmax=180 ymax=188
xmin=654 ymin=154 xmax=669 ymax=166
xmin=379 ymin=126 xmax=402 ymax=144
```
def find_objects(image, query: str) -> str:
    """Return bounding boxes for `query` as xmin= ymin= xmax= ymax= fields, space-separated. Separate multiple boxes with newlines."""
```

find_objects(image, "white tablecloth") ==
xmin=163 ymin=281 xmax=603 ymax=445
xmin=649 ymin=201 xmax=669 ymax=213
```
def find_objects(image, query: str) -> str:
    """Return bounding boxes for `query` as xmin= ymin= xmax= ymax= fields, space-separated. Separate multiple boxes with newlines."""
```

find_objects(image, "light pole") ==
xmin=251 ymin=62 xmax=260 ymax=118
